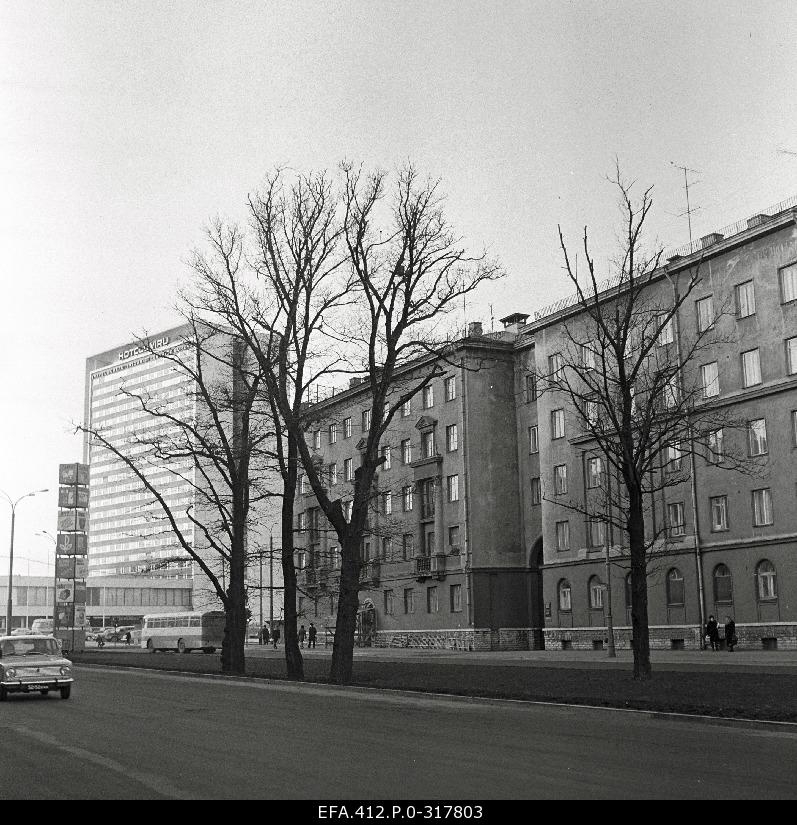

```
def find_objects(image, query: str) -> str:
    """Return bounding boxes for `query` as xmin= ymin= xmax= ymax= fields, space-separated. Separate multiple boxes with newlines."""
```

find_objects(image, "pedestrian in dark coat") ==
xmin=308 ymin=622 xmax=317 ymax=649
xmin=262 ymin=625 xmax=270 ymax=645
xmin=272 ymin=625 xmax=280 ymax=648
xmin=298 ymin=625 xmax=306 ymax=648
xmin=705 ymin=615 xmax=720 ymax=651
xmin=724 ymin=616 xmax=737 ymax=652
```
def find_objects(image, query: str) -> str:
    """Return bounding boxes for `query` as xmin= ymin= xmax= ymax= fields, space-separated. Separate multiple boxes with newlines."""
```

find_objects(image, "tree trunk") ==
xmin=281 ymin=435 xmax=304 ymax=680
xmin=329 ymin=535 xmax=361 ymax=684
xmin=627 ymin=487 xmax=651 ymax=680
xmin=222 ymin=507 xmax=248 ymax=674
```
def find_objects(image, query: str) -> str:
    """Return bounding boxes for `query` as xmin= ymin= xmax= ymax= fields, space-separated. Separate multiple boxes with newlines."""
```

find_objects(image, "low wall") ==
xmin=372 ymin=627 xmax=545 ymax=651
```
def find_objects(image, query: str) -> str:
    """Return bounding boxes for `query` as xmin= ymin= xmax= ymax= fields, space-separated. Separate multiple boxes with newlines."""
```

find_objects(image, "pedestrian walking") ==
xmin=724 ymin=616 xmax=737 ymax=652
xmin=298 ymin=624 xmax=306 ymax=648
xmin=262 ymin=625 xmax=270 ymax=646
xmin=705 ymin=615 xmax=720 ymax=651
xmin=308 ymin=622 xmax=317 ymax=649
xmin=272 ymin=625 xmax=280 ymax=648
xmin=124 ymin=630 xmax=132 ymax=646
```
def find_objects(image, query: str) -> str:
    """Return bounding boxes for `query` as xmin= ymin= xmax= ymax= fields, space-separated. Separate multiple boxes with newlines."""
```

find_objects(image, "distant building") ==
xmin=296 ymin=196 xmax=797 ymax=650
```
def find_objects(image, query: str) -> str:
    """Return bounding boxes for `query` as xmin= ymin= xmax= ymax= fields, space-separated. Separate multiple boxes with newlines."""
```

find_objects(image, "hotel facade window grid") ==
xmin=752 ymin=488 xmax=774 ymax=526
xmin=668 ymin=502 xmax=685 ymax=537
xmin=736 ymin=281 xmax=756 ymax=317
xmin=701 ymin=362 xmax=719 ymax=398
xmin=551 ymin=409 xmax=565 ymax=440
xmin=748 ymin=419 xmax=768 ymax=456
xmin=446 ymin=424 xmax=458 ymax=452
xmin=423 ymin=385 xmax=434 ymax=409
xmin=696 ymin=295 xmax=714 ymax=332
xmin=710 ymin=495 xmax=729 ymax=531
xmin=781 ymin=263 xmax=797 ymax=303
xmin=741 ymin=348 xmax=762 ymax=387
xmin=445 ymin=376 xmax=456 ymax=401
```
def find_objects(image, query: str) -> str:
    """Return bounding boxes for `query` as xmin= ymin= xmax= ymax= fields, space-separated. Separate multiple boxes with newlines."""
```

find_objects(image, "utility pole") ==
xmin=670 ymin=162 xmax=701 ymax=248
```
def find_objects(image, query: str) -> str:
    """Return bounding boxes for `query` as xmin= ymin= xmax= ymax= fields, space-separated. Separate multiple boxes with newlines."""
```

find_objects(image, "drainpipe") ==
xmin=459 ymin=355 xmax=474 ymax=638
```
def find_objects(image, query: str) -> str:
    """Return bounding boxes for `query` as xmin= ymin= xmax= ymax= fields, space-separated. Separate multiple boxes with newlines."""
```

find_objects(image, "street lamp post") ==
xmin=2 ymin=488 xmax=48 ymax=633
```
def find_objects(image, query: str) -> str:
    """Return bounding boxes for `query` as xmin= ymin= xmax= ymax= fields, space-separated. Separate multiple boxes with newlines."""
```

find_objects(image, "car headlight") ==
xmin=5 ymin=667 xmax=16 ymax=678
xmin=60 ymin=666 xmax=71 ymax=676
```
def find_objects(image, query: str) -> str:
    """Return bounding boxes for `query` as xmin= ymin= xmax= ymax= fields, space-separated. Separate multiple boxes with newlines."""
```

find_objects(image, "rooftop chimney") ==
xmin=747 ymin=214 xmax=771 ymax=229
xmin=700 ymin=232 xmax=724 ymax=249
xmin=467 ymin=321 xmax=483 ymax=337
xmin=349 ymin=377 xmax=362 ymax=389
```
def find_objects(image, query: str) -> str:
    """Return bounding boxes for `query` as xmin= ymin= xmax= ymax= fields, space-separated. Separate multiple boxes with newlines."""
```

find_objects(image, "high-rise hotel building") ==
xmin=84 ymin=325 xmax=197 ymax=579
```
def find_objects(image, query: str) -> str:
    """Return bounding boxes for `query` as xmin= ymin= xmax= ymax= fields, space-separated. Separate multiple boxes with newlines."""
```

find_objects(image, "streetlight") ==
xmin=2 ymin=488 xmax=48 ymax=633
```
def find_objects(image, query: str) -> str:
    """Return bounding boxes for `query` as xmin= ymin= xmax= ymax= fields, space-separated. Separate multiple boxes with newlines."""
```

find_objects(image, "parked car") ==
xmin=0 ymin=635 xmax=74 ymax=700
xmin=102 ymin=626 xmax=137 ymax=644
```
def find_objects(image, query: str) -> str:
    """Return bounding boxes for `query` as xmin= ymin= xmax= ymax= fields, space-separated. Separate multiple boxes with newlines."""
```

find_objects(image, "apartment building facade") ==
xmin=297 ymin=197 xmax=797 ymax=651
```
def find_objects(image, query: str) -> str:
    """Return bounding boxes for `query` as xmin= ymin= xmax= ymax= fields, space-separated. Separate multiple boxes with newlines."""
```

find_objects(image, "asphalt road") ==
xmin=1 ymin=665 xmax=796 ymax=799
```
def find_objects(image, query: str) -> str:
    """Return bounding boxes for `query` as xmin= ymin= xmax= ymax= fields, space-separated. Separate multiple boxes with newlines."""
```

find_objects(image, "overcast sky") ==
xmin=2 ymin=0 xmax=797 ymax=571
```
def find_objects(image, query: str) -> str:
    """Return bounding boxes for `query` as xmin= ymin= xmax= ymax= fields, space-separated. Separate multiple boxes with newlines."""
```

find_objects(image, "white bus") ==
xmin=141 ymin=611 xmax=225 ymax=654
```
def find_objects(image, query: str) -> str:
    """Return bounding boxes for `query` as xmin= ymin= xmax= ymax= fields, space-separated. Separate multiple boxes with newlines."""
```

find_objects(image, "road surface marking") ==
xmin=0 ymin=722 xmax=193 ymax=799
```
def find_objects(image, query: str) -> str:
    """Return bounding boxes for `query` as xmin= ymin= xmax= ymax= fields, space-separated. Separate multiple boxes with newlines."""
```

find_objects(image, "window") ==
xmin=427 ymin=587 xmax=438 ymax=613
xmin=584 ymin=399 xmax=599 ymax=427
xmin=589 ymin=576 xmax=604 ymax=610
xmin=402 ymin=485 xmax=414 ymax=512
xmin=402 ymin=398 xmax=411 ymax=417
xmin=713 ymin=564 xmax=733 ymax=604
xmin=445 ymin=376 xmax=456 ymax=401
xmin=549 ymin=353 xmax=564 ymax=379
xmin=528 ymin=425 xmax=539 ymax=454
xmin=710 ymin=495 xmax=728 ymax=531
xmin=701 ymin=362 xmax=719 ymax=398
xmin=588 ymin=518 xmax=605 ymax=548
xmin=381 ymin=445 xmax=391 ymax=470
xmin=657 ymin=314 xmax=674 ymax=346
xmin=553 ymin=464 xmax=568 ymax=495
xmin=582 ymin=342 xmax=596 ymax=370
xmin=525 ymin=374 xmax=537 ymax=403
xmin=422 ymin=430 xmax=435 ymax=458
xmin=344 ymin=458 xmax=353 ymax=481
xmin=381 ymin=537 xmax=393 ymax=560
xmin=736 ymin=281 xmax=756 ymax=317
xmin=707 ymin=428 xmax=724 ymax=464
xmin=752 ymin=488 xmax=773 ymax=526
xmin=298 ymin=511 xmax=307 ymax=532
xmin=361 ymin=538 xmax=371 ymax=562
xmin=381 ymin=491 xmax=392 ymax=515
xmin=300 ymin=475 xmax=309 ymax=495
xmin=558 ymin=580 xmax=572 ymax=612
xmin=787 ymin=337 xmax=797 ymax=375
xmin=780 ymin=262 xmax=797 ymax=303
xmin=446 ymin=475 xmax=459 ymax=502
xmin=586 ymin=456 xmax=603 ymax=488
xmin=313 ymin=430 xmax=321 ymax=450
xmin=666 ymin=568 xmax=685 ymax=606
xmin=384 ymin=589 xmax=394 ymax=615
xmin=555 ymin=521 xmax=569 ymax=552
xmin=295 ymin=550 xmax=307 ymax=570
xmin=793 ymin=411 xmax=797 ymax=447
xmin=551 ymin=409 xmax=565 ymax=439
xmin=667 ymin=502 xmax=685 ymax=537
xmin=448 ymin=525 xmax=460 ymax=550
xmin=344 ymin=501 xmax=353 ymax=521
xmin=696 ymin=296 xmax=714 ymax=332
xmin=402 ymin=438 xmax=413 ymax=465
xmin=756 ymin=559 xmax=777 ymax=600
xmin=328 ymin=463 xmax=338 ymax=486
xmin=420 ymin=479 xmax=435 ymax=519
xmin=664 ymin=375 xmax=679 ymax=408
xmin=330 ymin=546 xmax=341 ymax=569
xmin=741 ymin=349 xmax=762 ymax=387
xmin=450 ymin=584 xmax=462 ymax=612
xmin=748 ymin=419 xmax=768 ymax=456
xmin=530 ymin=477 xmax=541 ymax=505
xmin=404 ymin=588 xmax=415 ymax=614
xmin=329 ymin=422 xmax=338 ymax=444
xmin=423 ymin=385 xmax=434 ymax=409
xmin=446 ymin=424 xmax=458 ymax=452
xmin=344 ymin=417 xmax=352 ymax=438
xmin=402 ymin=534 xmax=414 ymax=560
xmin=665 ymin=441 xmax=683 ymax=473
xmin=362 ymin=409 xmax=371 ymax=431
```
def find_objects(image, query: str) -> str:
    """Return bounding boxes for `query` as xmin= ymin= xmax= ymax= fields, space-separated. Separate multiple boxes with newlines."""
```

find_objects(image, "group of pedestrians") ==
xmin=704 ymin=615 xmax=737 ymax=652
xmin=257 ymin=622 xmax=316 ymax=649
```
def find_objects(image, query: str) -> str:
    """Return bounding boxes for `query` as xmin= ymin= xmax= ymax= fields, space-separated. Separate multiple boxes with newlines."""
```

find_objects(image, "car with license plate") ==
xmin=0 ymin=635 xmax=74 ymax=700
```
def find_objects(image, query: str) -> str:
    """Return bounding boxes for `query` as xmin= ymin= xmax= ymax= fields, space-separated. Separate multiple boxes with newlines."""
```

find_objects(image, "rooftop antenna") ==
xmin=489 ymin=304 xmax=495 ymax=332
xmin=777 ymin=148 xmax=797 ymax=157
xmin=457 ymin=267 xmax=467 ymax=335
xmin=670 ymin=162 xmax=701 ymax=248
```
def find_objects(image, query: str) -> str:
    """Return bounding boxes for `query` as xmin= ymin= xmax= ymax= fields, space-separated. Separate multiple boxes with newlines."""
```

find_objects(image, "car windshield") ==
xmin=1 ymin=638 xmax=60 ymax=657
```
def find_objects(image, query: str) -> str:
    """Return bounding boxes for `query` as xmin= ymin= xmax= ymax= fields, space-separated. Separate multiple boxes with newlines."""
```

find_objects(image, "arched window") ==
xmin=588 ymin=575 xmax=604 ymax=610
xmin=666 ymin=568 xmax=685 ymax=606
xmin=558 ymin=579 xmax=572 ymax=612
xmin=713 ymin=564 xmax=733 ymax=604
xmin=756 ymin=560 xmax=778 ymax=601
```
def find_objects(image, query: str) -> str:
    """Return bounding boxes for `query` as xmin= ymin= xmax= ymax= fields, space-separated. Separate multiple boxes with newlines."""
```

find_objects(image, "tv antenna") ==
xmin=777 ymin=148 xmax=797 ymax=158
xmin=670 ymin=162 xmax=701 ymax=247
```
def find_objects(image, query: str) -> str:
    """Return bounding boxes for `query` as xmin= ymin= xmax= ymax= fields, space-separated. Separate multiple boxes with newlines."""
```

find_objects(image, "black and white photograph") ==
xmin=1 ymin=0 xmax=797 ymax=805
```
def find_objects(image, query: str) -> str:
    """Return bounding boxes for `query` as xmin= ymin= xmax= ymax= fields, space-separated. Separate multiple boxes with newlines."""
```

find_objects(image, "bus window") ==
xmin=189 ymin=616 xmax=200 ymax=628
xmin=166 ymin=617 xmax=176 ymax=628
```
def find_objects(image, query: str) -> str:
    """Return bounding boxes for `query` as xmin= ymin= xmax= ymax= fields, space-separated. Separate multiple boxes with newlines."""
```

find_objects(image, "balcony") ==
xmin=359 ymin=560 xmax=381 ymax=588
xmin=415 ymin=556 xmax=431 ymax=580
xmin=430 ymin=553 xmax=447 ymax=580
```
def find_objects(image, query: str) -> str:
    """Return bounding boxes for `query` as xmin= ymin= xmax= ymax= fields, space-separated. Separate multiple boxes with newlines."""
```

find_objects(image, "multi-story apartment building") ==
xmin=84 ymin=325 xmax=283 ymax=618
xmin=296 ymin=196 xmax=797 ymax=650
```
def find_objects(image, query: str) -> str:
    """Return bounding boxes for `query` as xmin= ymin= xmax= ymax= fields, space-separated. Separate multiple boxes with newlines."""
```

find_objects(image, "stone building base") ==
xmin=372 ymin=627 xmax=545 ymax=651
xmin=543 ymin=623 xmax=797 ymax=651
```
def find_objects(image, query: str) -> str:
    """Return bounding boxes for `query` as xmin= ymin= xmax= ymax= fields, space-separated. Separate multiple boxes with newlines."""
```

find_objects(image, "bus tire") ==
xmin=177 ymin=639 xmax=187 ymax=654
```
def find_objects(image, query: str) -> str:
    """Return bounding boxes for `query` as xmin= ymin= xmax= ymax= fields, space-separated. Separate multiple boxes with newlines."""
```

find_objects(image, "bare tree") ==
xmin=539 ymin=169 xmax=759 ymax=679
xmin=78 ymin=317 xmax=276 ymax=674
